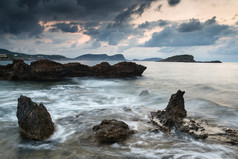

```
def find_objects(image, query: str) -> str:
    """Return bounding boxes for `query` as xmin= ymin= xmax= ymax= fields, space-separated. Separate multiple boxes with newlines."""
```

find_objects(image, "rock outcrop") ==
xmin=91 ymin=119 xmax=134 ymax=144
xmin=0 ymin=59 xmax=147 ymax=81
xmin=139 ymin=90 xmax=150 ymax=96
xmin=17 ymin=96 xmax=55 ymax=140
xmin=150 ymin=90 xmax=187 ymax=132
xmin=150 ymin=90 xmax=238 ymax=145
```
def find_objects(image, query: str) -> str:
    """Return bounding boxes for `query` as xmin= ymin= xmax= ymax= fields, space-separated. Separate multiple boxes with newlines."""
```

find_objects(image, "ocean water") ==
xmin=0 ymin=61 xmax=238 ymax=159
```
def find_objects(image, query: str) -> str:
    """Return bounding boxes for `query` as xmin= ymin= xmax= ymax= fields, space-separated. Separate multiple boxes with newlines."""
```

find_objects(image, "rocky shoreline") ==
xmin=0 ymin=59 xmax=147 ymax=81
xmin=16 ymin=91 xmax=238 ymax=145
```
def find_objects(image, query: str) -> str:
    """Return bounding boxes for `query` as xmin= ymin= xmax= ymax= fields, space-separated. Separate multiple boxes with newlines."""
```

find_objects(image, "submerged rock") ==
xmin=150 ymin=90 xmax=238 ymax=145
xmin=17 ymin=96 xmax=55 ymax=140
xmin=139 ymin=90 xmax=150 ymax=96
xmin=0 ymin=59 xmax=147 ymax=81
xmin=92 ymin=119 xmax=134 ymax=144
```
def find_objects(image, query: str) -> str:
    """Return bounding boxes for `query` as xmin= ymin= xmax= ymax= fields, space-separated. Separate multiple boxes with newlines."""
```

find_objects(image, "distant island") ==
xmin=75 ymin=54 xmax=125 ymax=61
xmin=159 ymin=54 xmax=222 ymax=63
xmin=133 ymin=57 xmax=163 ymax=61
xmin=0 ymin=49 xmax=68 ymax=61
xmin=0 ymin=48 xmax=126 ymax=61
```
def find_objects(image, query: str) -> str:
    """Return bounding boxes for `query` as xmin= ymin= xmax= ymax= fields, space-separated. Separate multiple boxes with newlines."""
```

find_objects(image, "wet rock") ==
xmin=92 ymin=119 xmax=134 ymax=144
xmin=1 ymin=59 xmax=31 ymax=80
xmin=17 ymin=96 xmax=55 ymax=140
xmin=164 ymin=90 xmax=187 ymax=118
xmin=150 ymin=90 xmax=238 ymax=145
xmin=0 ymin=59 xmax=147 ymax=81
xmin=139 ymin=90 xmax=150 ymax=96
xmin=150 ymin=90 xmax=187 ymax=131
xmin=179 ymin=118 xmax=208 ymax=139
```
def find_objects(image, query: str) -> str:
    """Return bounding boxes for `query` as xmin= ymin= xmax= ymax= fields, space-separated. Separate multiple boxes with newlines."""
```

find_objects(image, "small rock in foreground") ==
xmin=92 ymin=119 xmax=134 ymax=144
xmin=139 ymin=90 xmax=150 ymax=96
xmin=17 ymin=96 xmax=55 ymax=140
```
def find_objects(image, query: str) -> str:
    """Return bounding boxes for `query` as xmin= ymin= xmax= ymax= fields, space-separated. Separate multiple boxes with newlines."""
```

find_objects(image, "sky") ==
xmin=0 ymin=0 xmax=238 ymax=61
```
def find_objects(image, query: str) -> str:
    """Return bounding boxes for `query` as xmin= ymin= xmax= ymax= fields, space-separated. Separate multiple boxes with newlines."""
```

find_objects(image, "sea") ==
xmin=0 ymin=61 xmax=238 ymax=159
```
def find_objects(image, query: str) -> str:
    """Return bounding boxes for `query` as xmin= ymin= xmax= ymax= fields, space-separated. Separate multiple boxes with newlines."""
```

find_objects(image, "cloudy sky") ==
xmin=0 ymin=0 xmax=238 ymax=61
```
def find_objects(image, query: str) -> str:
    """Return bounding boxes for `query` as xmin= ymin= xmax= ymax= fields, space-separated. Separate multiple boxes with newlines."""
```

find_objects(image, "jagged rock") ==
xmin=17 ymin=96 xmax=55 ymax=140
xmin=164 ymin=90 xmax=187 ymax=118
xmin=1 ymin=59 xmax=31 ymax=80
xmin=180 ymin=118 xmax=238 ymax=144
xmin=150 ymin=90 xmax=186 ymax=131
xmin=0 ymin=59 xmax=147 ymax=81
xmin=92 ymin=119 xmax=134 ymax=144
xmin=139 ymin=90 xmax=150 ymax=96
xmin=150 ymin=90 xmax=238 ymax=145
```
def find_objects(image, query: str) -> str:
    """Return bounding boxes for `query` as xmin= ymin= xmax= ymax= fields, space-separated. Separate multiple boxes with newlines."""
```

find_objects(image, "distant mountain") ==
xmin=159 ymin=54 xmax=221 ymax=63
xmin=75 ymin=54 xmax=126 ymax=61
xmin=0 ymin=48 xmax=68 ymax=61
xmin=0 ymin=48 xmax=128 ymax=62
xmin=133 ymin=57 xmax=163 ymax=61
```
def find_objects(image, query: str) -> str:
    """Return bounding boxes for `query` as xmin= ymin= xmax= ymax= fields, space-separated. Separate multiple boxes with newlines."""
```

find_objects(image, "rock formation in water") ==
xmin=150 ymin=90 xmax=238 ymax=145
xmin=91 ymin=119 xmax=134 ymax=143
xmin=0 ymin=59 xmax=147 ymax=81
xmin=17 ymin=96 xmax=55 ymax=140
xmin=139 ymin=90 xmax=150 ymax=96
xmin=159 ymin=54 xmax=222 ymax=63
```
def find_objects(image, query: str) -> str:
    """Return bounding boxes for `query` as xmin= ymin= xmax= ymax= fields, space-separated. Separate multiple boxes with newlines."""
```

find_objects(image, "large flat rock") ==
xmin=0 ymin=59 xmax=147 ymax=81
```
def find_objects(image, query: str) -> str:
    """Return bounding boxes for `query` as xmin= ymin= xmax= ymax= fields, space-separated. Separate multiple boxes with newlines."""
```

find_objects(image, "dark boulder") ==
xmin=92 ymin=119 xmax=134 ymax=144
xmin=139 ymin=90 xmax=150 ymax=96
xmin=17 ymin=96 xmax=55 ymax=140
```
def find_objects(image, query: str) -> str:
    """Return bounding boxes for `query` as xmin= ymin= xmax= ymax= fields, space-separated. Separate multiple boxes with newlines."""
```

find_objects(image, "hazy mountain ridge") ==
xmin=75 ymin=54 xmax=126 ymax=61
xmin=0 ymin=49 xmax=67 ymax=61
xmin=0 ymin=49 xmax=127 ymax=61
xmin=133 ymin=57 xmax=163 ymax=61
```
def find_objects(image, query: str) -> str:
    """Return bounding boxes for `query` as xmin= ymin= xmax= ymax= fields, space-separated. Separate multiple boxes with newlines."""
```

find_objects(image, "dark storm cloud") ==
xmin=144 ymin=17 xmax=232 ymax=47
xmin=49 ymin=22 xmax=79 ymax=33
xmin=107 ymin=0 xmax=156 ymax=28
xmin=168 ymin=0 xmax=181 ymax=6
xmin=0 ymin=1 xmax=44 ymax=36
xmin=0 ymin=0 xmax=156 ymax=38
xmin=138 ymin=20 xmax=170 ymax=29
xmin=178 ymin=19 xmax=202 ymax=32
xmin=82 ymin=0 xmax=156 ymax=46
xmin=235 ymin=21 xmax=238 ymax=25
